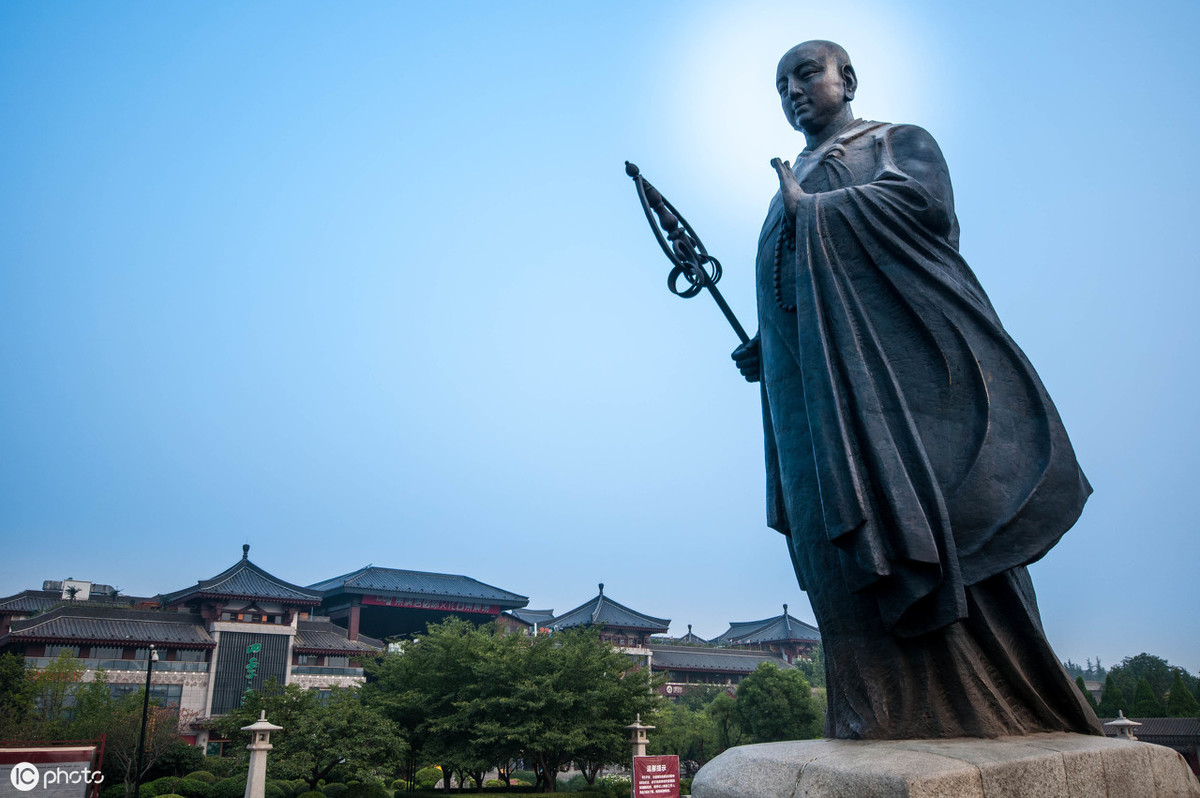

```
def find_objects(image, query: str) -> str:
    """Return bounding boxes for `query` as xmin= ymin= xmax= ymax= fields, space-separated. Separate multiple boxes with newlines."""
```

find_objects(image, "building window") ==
xmin=220 ymin=611 xmax=281 ymax=624
xmin=296 ymin=654 xmax=320 ymax=666
xmin=326 ymin=656 xmax=349 ymax=668
xmin=91 ymin=647 xmax=123 ymax=660
xmin=109 ymin=683 xmax=183 ymax=707
xmin=174 ymin=649 xmax=206 ymax=662
xmin=45 ymin=645 xmax=80 ymax=659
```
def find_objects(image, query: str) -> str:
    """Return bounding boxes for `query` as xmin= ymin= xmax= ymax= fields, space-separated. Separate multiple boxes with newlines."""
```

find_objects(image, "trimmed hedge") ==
xmin=210 ymin=777 xmax=246 ymax=798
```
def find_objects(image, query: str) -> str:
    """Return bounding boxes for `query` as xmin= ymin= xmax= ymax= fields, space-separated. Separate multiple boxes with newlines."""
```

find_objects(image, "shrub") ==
xmin=266 ymin=782 xmax=289 ymax=798
xmin=184 ymin=772 xmax=217 ymax=784
xmin=178 ymin=780 xmax=213 ymax=798
xmin=299 ymin=793 xmax=325 ymax=798
xmin=142 ymin=778 xmax=211 ymax=798
xmin=679 ymin=777 xmax=692 ymax=795
xmin=342 ymin=781 xmax=388 ymax=798
xmin=484 ymin=780 xmax=506 ymax=788
xmin=140 ymin=778 xmax=175 ymax=798
xmin=201 ymin=758 xmax=243 ymax=780
xmin=413 ymin=767 xmax=443 ymax=790
xmin=321 ymin=784 xmax=347 ymax=798
xmin=210 ymin=777 xmax=246 ymax=798
xmin=595 ymin=775 xmax=630 ymax=798
xmin=101 ymin=785 xmax=126 ymax=798
xmin=389 ymin=779 xmax=408 ymax=792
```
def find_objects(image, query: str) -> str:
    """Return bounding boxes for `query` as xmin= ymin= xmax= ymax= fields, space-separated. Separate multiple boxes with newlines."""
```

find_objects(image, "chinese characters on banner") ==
xmin=633 ymin=755 xmax=679 ymax=798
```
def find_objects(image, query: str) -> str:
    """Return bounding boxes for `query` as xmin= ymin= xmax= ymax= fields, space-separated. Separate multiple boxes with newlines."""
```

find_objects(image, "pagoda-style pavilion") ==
xmin=546 ymin=584 xmax=670 ymax=651
xmin=712 ymin=604 xmax=821 ymax=663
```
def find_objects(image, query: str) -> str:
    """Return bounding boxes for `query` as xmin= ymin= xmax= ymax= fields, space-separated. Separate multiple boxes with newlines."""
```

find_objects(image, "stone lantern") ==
xmin=242 ymin=711 xmax=283 ymax=798
xmin=1103 ymin=710 xmax=1141 ymax=741
xmin=625 ymin=714 xmax=655 ymax=759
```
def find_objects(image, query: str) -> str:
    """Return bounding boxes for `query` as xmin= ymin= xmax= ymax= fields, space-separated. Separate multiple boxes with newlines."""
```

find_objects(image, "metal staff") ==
xmin=624 ymin=161 xmax=749 ymax=345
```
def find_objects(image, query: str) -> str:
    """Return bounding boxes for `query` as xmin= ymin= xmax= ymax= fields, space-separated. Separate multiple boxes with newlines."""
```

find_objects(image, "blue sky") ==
xmin=2 ymin=1 xmax=1197 ymax=673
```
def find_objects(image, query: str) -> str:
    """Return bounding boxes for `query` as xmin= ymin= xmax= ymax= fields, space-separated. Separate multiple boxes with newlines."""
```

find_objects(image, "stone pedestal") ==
xmin=691 ymin=733 xmax=1200 ymax=797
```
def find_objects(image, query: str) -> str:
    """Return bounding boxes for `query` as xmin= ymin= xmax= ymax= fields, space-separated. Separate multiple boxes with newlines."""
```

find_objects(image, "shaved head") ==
xmin=775 ymin=40 xmax=857 ymax=142
xmin=780 ymin=40 xmax=853 ymax=74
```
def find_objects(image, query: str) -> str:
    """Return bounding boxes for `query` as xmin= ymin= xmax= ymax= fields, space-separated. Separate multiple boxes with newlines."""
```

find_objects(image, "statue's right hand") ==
xmin=732 ymin=335 xmax=761 ymax=383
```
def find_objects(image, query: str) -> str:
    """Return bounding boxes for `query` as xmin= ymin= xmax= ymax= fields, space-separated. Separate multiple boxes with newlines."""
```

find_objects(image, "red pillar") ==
xmin=348 ymin=603 xmax=360 ymax=641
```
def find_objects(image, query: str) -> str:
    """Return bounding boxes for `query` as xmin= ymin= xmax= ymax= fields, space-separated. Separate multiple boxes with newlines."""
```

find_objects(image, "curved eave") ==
xmin=292 ymin=645 xmax=377 ymax=656
xmin=8 ymin=633 xmax=215 ymax=649
xmin=171 ymin=590 xmax=320 ymax=607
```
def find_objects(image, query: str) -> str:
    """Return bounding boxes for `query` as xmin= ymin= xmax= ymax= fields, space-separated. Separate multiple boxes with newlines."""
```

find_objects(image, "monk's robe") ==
xmin=756 ymin=117 xmax=1102 ymax=739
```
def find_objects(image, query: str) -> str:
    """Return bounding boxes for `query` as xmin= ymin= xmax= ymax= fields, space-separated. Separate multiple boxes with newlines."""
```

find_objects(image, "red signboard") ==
xmin=633 ymin=755 xmax=679 ymax=798
xmin=360 ymin=595 xmax=501 ymax=614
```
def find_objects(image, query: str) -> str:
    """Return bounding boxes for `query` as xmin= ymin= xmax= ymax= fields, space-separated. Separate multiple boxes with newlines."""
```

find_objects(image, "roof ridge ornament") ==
xmin=242 ymin=544 xmax=250 ymax=560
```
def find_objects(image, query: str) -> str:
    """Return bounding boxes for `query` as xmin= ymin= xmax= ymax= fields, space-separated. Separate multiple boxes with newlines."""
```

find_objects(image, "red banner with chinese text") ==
xmin=360 ymin=596 xmax=501 ymax=614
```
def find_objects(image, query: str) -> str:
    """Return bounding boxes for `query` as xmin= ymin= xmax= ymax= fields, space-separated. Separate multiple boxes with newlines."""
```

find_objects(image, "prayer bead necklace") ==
xmin=773 ymin=217 xmax=797 ymax=313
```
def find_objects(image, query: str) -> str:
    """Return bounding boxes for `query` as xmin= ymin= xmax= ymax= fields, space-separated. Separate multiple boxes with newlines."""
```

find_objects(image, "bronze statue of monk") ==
xmin=731 ymin=40 xmax=1102 ymax=739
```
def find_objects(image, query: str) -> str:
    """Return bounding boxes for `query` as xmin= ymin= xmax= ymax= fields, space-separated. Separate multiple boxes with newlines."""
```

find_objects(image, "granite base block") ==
xmin=690 ymin=732 xmax=1200 ymax=797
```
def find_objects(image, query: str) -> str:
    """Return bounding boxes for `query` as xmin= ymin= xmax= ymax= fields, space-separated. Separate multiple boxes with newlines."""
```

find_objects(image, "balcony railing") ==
xmin=24 ymin=657 xmax=209 ymax=673
xmin=290 ymin=666 xmax=365 ymax=677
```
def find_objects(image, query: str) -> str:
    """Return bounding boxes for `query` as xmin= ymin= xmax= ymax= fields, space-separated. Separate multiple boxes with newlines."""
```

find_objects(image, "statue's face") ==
xmin=776 ymin=44 xmax=850 ymax=134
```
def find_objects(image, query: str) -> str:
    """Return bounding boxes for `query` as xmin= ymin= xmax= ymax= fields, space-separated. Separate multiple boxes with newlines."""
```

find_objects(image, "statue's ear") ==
xmin=842 ymin=64 xmax=858 ymax=101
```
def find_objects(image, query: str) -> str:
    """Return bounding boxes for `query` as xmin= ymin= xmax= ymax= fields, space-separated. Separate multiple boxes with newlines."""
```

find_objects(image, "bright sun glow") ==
xmin=661 ymin=1 xmax=939 ymax=215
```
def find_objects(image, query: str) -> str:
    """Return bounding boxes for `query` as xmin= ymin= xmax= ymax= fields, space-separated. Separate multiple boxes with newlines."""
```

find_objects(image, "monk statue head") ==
xmin=776 ymin=40 xmax=858 ymax=145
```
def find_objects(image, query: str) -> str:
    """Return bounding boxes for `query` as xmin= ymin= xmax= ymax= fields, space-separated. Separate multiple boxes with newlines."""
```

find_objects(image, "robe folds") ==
xmin=756 ymin=119 xmax=1101 ymax=738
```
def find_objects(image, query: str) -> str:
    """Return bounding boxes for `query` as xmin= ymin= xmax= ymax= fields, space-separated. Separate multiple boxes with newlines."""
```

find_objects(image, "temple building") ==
xmin=309 ymin=565 xmax=529 ymax=640
xmin=543 ymin=586 xmax=819 ymax=697
xmin=0 ymin=545 xmax=528 ymax=750
xmin=545 ymin=584 xmax=670 ymax=655
xmin=496 ymin=607 xmax=555 ymax=636
xmin=649 ymin=643 xmax=799 ymax=695
xmin=711 ymin=604 xmax=821 ymax=663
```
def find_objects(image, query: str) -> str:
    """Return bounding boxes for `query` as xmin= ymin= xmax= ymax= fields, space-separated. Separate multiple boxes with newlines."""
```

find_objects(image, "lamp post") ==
xmin=132 ymin=644 xmax=159 ymax=798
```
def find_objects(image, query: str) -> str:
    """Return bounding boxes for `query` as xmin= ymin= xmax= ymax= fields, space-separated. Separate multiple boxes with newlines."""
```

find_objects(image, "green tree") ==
xmin=1074 ymin=675 xmax=1099 ymax=712
xmin=706 ymin=693 xmax=743 ymax=753
xmin=646 ymin=698 xmax=718 ymax=769
xmin=0 ymin=651 xmax=34 ymax=738
xmin=1166 ymin=671 xmax=1200 ymax=718
xmin=217 ymin=682 xmax=404 ymax=791
xmin=366 ymin=622 xmax=659 ymax=793
xmin=1130 ymin=678 xmax=1164 ymax=717
xmin=493 ymin=628 xmax=657 ymax=791
xmin=26 ymin=649 xmax=86 ymax=736
xmin=364 ymin=619 xmax=494 ymax=790
xmin=1096 ymin=675 xmax=1127 ymax=718
xmin=793 ymin=645 xmax=825 ymax=688
xmin=732 ymin=663 xmax=821 ymax=743
xmin=69 ymin=678 xmax=192 ymax=798
xmin=1107 ymin=654 xmax=1195 ymax=707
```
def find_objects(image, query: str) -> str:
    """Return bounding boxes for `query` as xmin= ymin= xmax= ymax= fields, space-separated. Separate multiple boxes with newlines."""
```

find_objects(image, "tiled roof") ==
xmin=2 ymin=606 xmax=214 ymax=648
xmin=549 ymin=585 xmax=670 ymax=633
xmin=658 ymin=624 xmax=712 ymax=646
xmin=294 ymin=619 xmax=383 ymax=654
xmin=649 ymin=644 xmax=794 ymax=674
xmin=0 ymin=590 xmax=154 ymax=615
xmin=1101 ymin=717 xmax=1200 ymax=737
xmin=713 ymin=606 xmax=820 ymax=644
xmin=0 ymin=591 xmax=66 ymax=614
xmin=160 ymin=547 xmax=321 ymax=606
xmin=308 ymin=566 xmax=527 ymax=606
xmin=508 ymin=608 xmax=555 ymax=625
